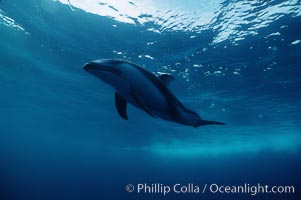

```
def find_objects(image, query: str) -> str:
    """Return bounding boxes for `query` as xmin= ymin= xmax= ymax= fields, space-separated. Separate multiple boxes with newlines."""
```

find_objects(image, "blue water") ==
xmin=1 ymin=0 xmax=301 ymax=199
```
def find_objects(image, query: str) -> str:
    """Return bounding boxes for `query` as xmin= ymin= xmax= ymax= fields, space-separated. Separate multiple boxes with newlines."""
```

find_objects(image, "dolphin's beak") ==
xmin=83 ymin=63 xmax=88 ymax=71
xmin=83 ymin=62 xmax=98 ymax=71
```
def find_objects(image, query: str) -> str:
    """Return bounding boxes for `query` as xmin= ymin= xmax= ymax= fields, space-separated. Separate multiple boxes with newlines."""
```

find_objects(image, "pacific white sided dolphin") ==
xmin=83 ymin=59 xmax=226 ymax=127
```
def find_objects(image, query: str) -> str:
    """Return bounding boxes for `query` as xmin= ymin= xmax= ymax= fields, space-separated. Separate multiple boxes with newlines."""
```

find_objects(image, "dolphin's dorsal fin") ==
xmin=158 ymin=73 xmax=175 ymax=86
xmin=115 ymin=92 xmax=128 ymax=120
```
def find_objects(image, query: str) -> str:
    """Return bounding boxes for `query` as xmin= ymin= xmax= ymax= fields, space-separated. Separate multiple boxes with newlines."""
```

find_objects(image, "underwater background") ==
xmin=0 ymin=0 xmax=300 ymax=199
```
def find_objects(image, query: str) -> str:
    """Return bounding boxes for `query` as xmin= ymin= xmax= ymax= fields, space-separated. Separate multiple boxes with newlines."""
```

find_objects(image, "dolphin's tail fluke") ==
xmin=193 ymin=120 xmax=226 ymax=127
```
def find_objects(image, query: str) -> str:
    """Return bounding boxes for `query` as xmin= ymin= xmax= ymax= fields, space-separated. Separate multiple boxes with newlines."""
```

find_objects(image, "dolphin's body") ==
xmin=83 ymin=59 xmax=225 ymax=127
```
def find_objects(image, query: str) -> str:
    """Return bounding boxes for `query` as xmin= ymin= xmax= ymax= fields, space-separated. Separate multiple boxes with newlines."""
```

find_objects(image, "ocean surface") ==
xmin=1 ymin=0 xmax=300 ymax=199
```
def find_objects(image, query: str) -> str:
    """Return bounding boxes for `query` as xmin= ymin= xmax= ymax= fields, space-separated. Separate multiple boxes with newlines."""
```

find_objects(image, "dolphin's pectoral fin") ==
xmin=131 ymin=92 xmax=156 ymax=118
xmin=158 ymin=74 xmax=175 ymax=86
xmin=114 ymin=92 xmax=128 ymax=120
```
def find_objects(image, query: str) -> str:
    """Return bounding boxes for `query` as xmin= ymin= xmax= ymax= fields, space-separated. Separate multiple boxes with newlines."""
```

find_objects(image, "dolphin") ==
xmin=83 ymin=59 xmax=226 ymax=127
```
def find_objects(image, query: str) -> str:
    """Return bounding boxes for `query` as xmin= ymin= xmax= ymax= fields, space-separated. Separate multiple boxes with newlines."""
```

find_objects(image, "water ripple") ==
xmin=0 ymin=9 xmax=28 ymax=33
xmin=58 ymin=0 xmax=301 ymax=44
